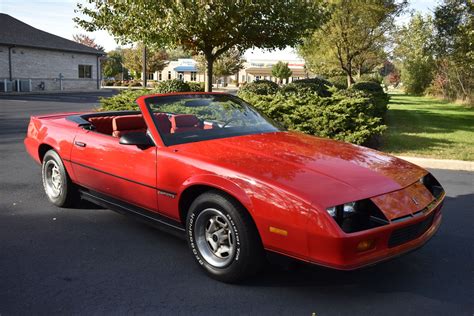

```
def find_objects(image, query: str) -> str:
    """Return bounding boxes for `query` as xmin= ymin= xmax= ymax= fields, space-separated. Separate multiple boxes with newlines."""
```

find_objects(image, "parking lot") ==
xmin=0 ymin=92 xmax=473 ymax=315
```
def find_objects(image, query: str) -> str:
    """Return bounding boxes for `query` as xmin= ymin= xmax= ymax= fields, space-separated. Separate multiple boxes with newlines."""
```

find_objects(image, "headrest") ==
xmin=153 ymin=113 xmax=172 ymax=133
xmin=112 ymin=115 xmax=146 ymax=131
xmin=171 ymin=114 xmax=200 ymax=128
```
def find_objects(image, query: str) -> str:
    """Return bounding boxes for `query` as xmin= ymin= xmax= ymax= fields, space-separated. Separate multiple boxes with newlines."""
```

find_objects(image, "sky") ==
xmin=0 ymin=0 xmax=437 ymax=61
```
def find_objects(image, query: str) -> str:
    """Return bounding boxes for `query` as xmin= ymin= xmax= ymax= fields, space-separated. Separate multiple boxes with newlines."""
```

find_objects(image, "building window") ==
xmin=191 ymin=72 xmax=197 ymax=81
xmin=158 ymin=72 xmax=162 ymax=81
xmin=78 ymin=65 xmax=92 ymax=78
xmin=147 ymin=73 xmax=154 ymax=80
xmin=168 ymin=71 xmax=172 ymax=80
xmin=255 ymin=75 xmax=261 ymax=81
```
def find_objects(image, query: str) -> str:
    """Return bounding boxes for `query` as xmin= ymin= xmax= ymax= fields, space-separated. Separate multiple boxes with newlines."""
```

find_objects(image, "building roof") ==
xmin=174 ymin=66 xmax=197 ymax=72
xmin=0 ymin=13 xmax=103 ymax=55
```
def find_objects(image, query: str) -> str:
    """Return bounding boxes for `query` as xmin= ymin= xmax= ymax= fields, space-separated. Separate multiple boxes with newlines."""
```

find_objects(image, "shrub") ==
xmin=154 ymin=79 xmax=190 ymax=93
xmin=282 ymin=78 xmax=333 ymax=97
xmin=128 ymin=80 xmax=143 ymax=87
xmin=99 ymin=89 xmax=148 ymax=111
xmin=350 ymin=81 xmax=389 ymax=118
xmin=240 ymin=90 xmax=386 ymax=145
xmin=328 ymin=76 xmax=348 ymax=89
xmin=238 ymin=79 xmax=279 ymax=96
xmin=188 ymin=82 xmax=205 ymax=92
xmin=359 ymin=73 xmax=383 ymax=84
xmin=102 ymin=80 xmax=114 ymax=86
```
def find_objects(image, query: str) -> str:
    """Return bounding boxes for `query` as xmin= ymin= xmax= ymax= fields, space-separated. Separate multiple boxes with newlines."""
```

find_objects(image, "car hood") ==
xmin=175 ymin=131 xmax=427 ymax=213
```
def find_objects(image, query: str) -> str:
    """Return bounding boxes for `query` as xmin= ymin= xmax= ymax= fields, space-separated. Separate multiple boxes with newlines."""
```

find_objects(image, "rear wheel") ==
xmin=42 ymin=150 xmax=78 ymax=207
xmin=186 ymin=190 xmax=264 ymax=283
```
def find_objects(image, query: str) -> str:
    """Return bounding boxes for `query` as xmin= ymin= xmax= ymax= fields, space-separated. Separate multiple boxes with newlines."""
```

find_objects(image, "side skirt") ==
xmin=79 ymin=188 xmax=186 ymax=239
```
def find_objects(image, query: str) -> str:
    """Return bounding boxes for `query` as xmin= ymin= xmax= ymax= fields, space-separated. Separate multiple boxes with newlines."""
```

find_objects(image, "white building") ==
xmin=149 ymin=58 xmax=310 ymax=85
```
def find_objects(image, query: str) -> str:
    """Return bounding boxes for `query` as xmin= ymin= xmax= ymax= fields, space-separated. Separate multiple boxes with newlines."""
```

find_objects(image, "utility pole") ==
xmin=142 ymin=44 xmax=147 ymax=88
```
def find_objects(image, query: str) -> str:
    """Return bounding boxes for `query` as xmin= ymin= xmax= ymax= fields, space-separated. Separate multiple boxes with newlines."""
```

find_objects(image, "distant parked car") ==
xmin=24 ymin=92 xmax=445 ymax=282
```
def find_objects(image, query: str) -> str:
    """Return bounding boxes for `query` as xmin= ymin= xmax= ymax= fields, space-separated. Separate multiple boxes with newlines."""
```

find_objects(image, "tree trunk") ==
xmin=205 ymin=55 xmax=214 ymax=92
xmin=142 ymin=45 xmax=147 ymax=88
xmin=346 ymin=63 xmax=354 ymax=87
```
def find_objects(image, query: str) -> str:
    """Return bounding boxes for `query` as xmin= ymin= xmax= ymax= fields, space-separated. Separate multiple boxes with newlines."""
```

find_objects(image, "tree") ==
xmin=122 ymin=44 xmax=168 ymax=79
xmin=75 ymin=1 xmax=327 ymax=91
xmin=432 ymin=0 xmax=473 ymax=102
xmin=195 ymin=48 xmax=245 ymax=85
xmin=299 ymin=0 xmax=406 ymax=87
xmin=271 ymin=61 xmax=293 ymax=84
xmin=102 ymin=50 xmax=123 ymax=79
xmin=393 ymin=13 xmax=435 ymax=95
xmin=72 ymin=33 xmax=104 ymax=51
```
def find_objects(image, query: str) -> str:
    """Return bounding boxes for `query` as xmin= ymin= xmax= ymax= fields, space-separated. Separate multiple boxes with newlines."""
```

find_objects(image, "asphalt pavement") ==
xmin=0 ymin=92 xmax=473 ymax=315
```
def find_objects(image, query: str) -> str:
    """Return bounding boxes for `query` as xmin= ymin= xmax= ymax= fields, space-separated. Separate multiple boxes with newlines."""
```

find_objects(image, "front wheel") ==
xmin=186 ymin=190 xmax=264 ymax=283
xmin=42 ymin=150 xmax=78 ymax=207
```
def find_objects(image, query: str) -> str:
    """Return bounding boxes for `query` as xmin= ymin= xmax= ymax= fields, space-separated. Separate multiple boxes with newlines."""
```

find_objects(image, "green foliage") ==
xmin=240 ymin=90 xmax=386 ymax=145
xmin=122 ymin=43 xmax=168 ymax=78
xmin=238 ymin=80 xmax=279 ymax=96
xmin=394 ymin=13 xmax=435 ymax=95
xmin=350 ymin=81 xmax=389 ymax=118
xmin=271 ymin=61 xmax=293 ymax=83
xmin=358 ymin=73 xmax=383 ymax=84
xmin=99 ymin=89 xmax=147 ymax=111
xmin=76 ymin=0 xmax=327 ymax=91
xmin=188 ymin=82 xmax=205 ymax=92
xmin=195 ymin=48 xmax=245 ymax=79
xmin=102 ymin=50 xmax=123 ymax=79
xmin=328 ymin=76 xmax=348 ymax=89
xmin=154 ymin=79 xmax=190 ymax=93
xmin=431 ymin=0 xmax=473 ymax=104
xmin=299 ymin=0 xmax=406 ymax=85
xmin=281 ymin=78 xmax=333 ymax=97
xmin=352 ymin=81 xmax=384 ymax=94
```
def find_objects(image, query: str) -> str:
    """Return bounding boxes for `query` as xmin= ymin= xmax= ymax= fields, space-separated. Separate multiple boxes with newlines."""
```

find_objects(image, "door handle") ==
xmin=74 ymin=141 xmax=86 ymax=147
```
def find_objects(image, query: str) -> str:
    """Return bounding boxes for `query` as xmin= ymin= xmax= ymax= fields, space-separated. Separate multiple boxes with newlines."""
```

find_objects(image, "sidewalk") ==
xmin=397 ymin=156 xmax=474 ymax=171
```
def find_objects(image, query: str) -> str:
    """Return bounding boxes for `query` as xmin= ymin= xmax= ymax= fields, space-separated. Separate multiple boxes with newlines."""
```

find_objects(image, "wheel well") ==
xmin=38 ymin=144 xmax=54 ymax=162
xmin=178 ymin=185 xmax=252 ymax=226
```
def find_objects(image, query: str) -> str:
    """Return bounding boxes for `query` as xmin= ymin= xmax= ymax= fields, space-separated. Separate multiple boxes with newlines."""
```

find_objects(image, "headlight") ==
xmin=326 ymin=199 xmax=388 ymax=233
xmin=420 ymin=173 xmax=444 ymax=199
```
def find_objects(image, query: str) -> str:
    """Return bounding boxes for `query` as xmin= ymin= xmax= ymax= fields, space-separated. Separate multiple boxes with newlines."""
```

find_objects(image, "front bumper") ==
xmin=308 ymin=195 xmax=444 ymax=270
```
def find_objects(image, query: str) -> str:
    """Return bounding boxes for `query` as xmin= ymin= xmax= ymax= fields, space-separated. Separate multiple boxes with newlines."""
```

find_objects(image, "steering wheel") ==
xmin=221 ymin=118 xmax=237 ymax=128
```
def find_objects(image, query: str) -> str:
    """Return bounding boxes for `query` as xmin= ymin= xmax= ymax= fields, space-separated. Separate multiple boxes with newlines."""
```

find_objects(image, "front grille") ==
xmin=388 ymin=212 xmax=435 ymax=248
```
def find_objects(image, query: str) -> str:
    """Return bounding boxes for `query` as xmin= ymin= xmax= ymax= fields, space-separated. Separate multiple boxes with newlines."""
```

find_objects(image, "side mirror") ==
xmin=119 ymin=132 xmax=154 ymax=147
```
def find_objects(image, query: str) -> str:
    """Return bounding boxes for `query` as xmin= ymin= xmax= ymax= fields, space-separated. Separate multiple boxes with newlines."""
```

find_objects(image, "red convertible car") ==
xmin=24 ymin=92 xmax=445 ymax=282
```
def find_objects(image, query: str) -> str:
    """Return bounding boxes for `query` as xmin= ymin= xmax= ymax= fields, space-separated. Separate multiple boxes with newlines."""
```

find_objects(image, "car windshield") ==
xmin=143 ymin=94 xmax=282 ymax=146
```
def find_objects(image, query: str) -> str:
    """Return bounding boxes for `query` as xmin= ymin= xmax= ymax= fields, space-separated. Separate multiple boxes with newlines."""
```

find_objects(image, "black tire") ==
xmin=186 ymin=190 xmax=264 ymax=283
xmin=41 ymin=150 xmax=78 ymax=207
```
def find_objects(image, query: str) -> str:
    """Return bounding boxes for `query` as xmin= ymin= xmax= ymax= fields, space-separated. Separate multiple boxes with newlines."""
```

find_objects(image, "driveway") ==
xmin=0 ymin=92 xmax=472 ymax=315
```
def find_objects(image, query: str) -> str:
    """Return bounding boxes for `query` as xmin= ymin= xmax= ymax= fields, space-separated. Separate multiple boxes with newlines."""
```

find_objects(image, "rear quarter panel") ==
xmin=25 ymin=114 xmax=82 ymax=180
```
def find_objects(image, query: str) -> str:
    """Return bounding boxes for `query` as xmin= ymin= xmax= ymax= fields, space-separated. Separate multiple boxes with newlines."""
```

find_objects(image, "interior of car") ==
xmin=87 ymin=113 xmax=212 ymax=138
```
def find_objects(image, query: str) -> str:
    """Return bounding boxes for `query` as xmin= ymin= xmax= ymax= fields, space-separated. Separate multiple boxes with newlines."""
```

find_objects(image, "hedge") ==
xmin=350 ymin=81 xmax=389 ymax=119
xmin=238 ymin=80 xmax=279 ymax=95
xmin=99 ymin=78 xmax=388 ymax=146
xmin=281 ymin=78 xmax=333 ymax=97
xmin=240 ymin=90 xmax=386 ymax=145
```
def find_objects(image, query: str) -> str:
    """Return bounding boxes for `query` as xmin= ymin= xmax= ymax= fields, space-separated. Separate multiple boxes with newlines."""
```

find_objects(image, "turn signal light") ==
xmin=356 ymin=239 xmax=376 ymax=252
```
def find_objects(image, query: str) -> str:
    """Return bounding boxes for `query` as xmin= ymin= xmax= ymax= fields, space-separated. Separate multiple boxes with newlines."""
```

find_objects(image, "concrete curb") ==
xmin=397 ymin=156 xmax=474 ymax=171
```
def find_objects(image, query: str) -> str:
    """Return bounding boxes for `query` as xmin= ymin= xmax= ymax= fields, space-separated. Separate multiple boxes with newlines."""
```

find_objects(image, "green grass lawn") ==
xmin=382 ymin=93 xmax=474 ymax=161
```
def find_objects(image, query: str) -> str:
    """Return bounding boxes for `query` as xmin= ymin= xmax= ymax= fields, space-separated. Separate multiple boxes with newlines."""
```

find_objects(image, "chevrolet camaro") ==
xmin=24 ymin=92 xmax=445 ymax=282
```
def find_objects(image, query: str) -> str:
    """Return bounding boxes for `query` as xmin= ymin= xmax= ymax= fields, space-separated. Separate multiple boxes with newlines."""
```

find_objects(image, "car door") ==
xmin=70 ymin=129 xmax=157 ymax=212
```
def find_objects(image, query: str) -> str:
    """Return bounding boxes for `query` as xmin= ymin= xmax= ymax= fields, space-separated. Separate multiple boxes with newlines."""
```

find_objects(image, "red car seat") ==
xmin=112 ymin=115 xmax=147 ymax=138
xmin=170 ymin=114 xmax=202 ymax=133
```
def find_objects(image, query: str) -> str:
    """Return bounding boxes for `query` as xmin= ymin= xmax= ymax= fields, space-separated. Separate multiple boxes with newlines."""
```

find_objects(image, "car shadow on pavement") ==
xmin=239 ymin=193 xmax=472 ymax=307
